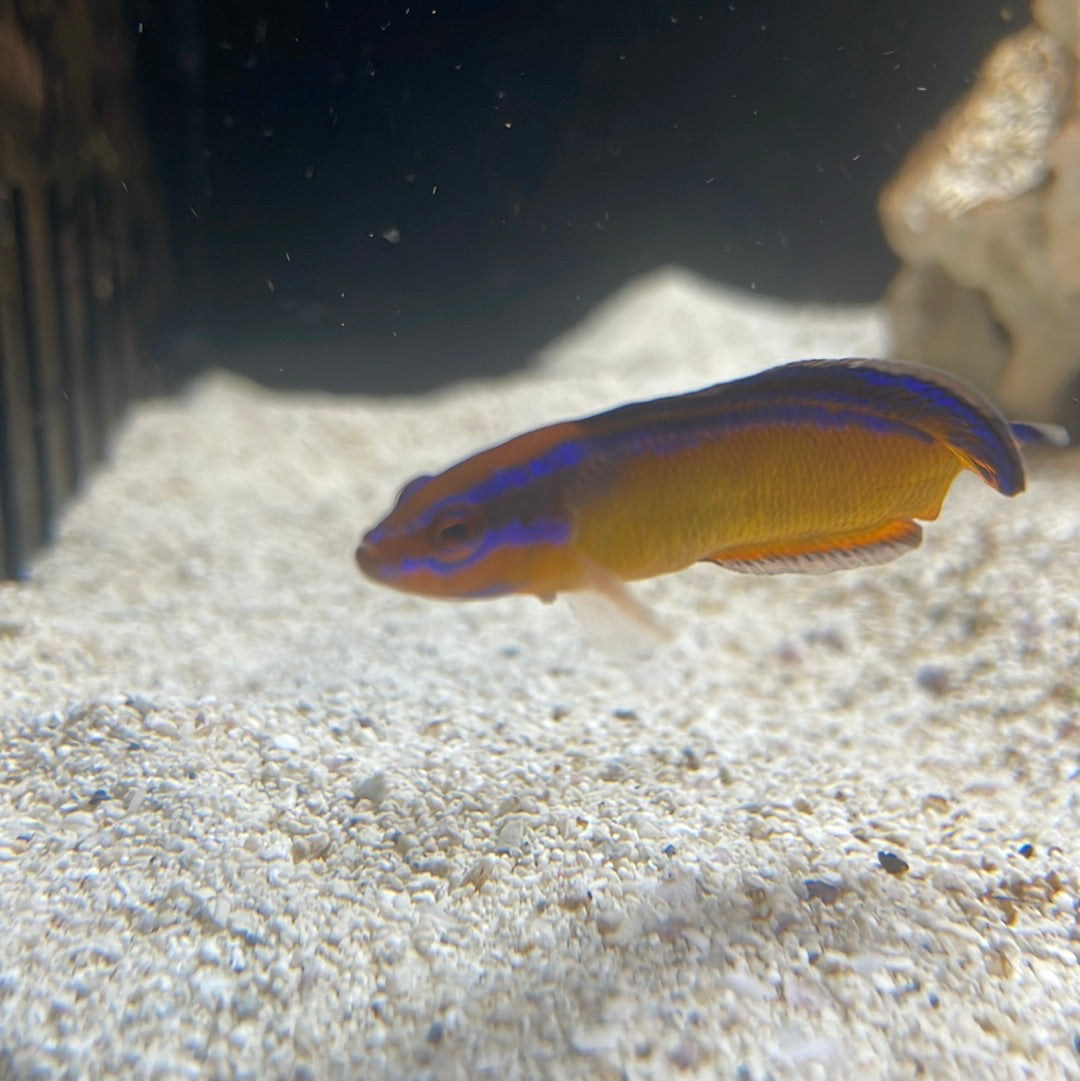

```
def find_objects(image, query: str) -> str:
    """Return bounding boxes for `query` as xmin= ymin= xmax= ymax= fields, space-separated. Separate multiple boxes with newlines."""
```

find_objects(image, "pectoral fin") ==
xmin=702 ymin=518 xmax=924 ymax=576
xmin=574 ymin=558 xmax=672 ymax=643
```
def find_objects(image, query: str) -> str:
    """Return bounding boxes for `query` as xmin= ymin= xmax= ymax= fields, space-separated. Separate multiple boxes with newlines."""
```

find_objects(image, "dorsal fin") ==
xmin=581 ymin=358 xmax=1027 ymax=496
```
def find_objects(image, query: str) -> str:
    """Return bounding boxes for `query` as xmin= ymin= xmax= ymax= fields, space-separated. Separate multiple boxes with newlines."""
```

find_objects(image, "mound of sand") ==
xmin=2 ymin=270 xmax=1078 ymax=1080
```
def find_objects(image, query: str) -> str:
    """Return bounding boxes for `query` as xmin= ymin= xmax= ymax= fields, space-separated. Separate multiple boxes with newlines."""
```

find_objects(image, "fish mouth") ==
xmin=354 ymin=539 xmax=383 ymax=580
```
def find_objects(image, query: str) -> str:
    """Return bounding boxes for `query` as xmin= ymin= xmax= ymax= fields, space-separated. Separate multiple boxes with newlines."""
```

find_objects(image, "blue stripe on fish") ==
xmin=769 ymin=360 xmax=1022 ymax=493
xmin=590 ymin=358 xmax=1023 ymax=496
xmin=629 ymin=402 xmax=935 ymax=448
xmin=397 ymin=516 xmax=572 ymax=578
xmin=415 ymin=440 xmax=590 ymax=530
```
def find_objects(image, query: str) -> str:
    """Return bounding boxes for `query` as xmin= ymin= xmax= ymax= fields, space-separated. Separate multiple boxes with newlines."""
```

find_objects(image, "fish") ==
xmin=355 ymin=358 xmax=1066 ymax=620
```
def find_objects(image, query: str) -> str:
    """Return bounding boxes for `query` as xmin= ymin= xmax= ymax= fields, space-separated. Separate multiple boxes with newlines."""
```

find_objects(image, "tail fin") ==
xmin=1009 ymin=421 xmax=1070 ymax=449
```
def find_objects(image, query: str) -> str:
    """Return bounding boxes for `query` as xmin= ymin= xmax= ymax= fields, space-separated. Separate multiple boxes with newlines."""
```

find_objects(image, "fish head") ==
xmin=356 ymin=424 xmax=585 ymax=600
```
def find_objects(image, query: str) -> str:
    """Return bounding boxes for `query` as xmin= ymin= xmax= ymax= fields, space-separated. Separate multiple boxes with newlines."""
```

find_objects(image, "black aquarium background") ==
xmin=132 ymin=0 xmax=1017 ymax=394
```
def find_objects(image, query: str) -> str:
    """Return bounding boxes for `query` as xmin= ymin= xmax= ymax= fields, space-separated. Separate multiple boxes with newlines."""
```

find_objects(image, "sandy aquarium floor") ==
xmin=1 ymin=270 xmax=1079 ymax=1081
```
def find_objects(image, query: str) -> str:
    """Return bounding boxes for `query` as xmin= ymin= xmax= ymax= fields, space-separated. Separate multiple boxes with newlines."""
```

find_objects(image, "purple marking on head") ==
xmin=436 ymin=439 xmax=589 ymax=522
xmin=397 ymin=516 xmax=572 ymax=578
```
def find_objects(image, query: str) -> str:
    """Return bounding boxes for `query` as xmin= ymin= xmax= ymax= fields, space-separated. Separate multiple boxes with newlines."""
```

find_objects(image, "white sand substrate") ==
xmin=1 ymin=269 xmax=1079 ymax=1080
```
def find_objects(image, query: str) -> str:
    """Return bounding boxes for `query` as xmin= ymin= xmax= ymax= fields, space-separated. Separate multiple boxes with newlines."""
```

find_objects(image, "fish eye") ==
xmin=430 ymin=506 xmax=481 ymax=550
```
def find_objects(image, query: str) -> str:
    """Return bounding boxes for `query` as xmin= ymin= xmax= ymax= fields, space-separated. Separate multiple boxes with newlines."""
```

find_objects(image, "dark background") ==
xmin=132 ymin=0 xmax=1019 ymax=393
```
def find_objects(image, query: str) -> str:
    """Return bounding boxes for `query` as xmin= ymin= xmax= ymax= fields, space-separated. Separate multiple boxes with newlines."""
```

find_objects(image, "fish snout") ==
xmin=354 ymin=533 xmax=384 ymax=580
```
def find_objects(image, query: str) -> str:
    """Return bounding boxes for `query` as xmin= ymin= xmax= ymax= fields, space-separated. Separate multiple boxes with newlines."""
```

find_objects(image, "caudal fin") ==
xmin=1009 ymin=421 xmax=1071 ymax=449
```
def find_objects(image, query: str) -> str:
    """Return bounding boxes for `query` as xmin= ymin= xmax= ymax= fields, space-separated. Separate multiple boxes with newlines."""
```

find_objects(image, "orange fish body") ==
xmin=356 ymin=359 xmax=1043 ymax=609
xmin=573 ymin=420 xmax=967 ymax=580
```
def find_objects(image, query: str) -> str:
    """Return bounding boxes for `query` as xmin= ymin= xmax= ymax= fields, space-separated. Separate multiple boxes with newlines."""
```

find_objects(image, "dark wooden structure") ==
xmin=0 ymin=0 xmax=168 ymax=578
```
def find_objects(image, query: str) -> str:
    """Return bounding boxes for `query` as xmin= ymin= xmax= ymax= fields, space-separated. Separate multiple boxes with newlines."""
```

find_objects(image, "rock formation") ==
xmin=879 ymin=1 xmax=1080 ymax=429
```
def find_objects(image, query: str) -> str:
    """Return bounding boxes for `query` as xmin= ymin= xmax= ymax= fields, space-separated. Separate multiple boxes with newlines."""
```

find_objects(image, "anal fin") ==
xmin=703 ymin=518 xmax=924 ymax=576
